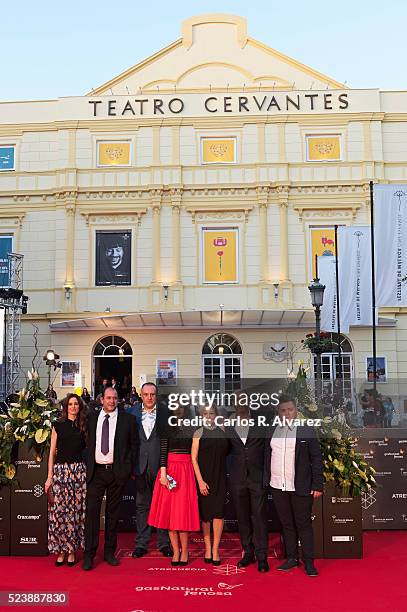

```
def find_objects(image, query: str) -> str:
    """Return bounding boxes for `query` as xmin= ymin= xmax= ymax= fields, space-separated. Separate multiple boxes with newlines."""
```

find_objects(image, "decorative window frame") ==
xmin=304 ymin=133 xmax=343 ymax=163
xmin=95 ymin=137 xmax=134 ymax=168
xmin=200 ymin=226 xmax=240 ymax=285
xmin=0 ymin=143 xmax=16 ymax=172
xmin=199 ymin=135 xmax=238 ymax=165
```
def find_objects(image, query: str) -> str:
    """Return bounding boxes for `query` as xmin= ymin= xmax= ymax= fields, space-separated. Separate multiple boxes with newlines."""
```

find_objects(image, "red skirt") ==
xmin=148 ymin=453 xmax=200 ymax=531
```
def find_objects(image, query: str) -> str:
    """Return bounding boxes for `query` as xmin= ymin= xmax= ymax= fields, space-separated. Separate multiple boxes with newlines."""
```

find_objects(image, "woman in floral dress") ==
xmin=45 ymin=393 xmax=87 ymax=566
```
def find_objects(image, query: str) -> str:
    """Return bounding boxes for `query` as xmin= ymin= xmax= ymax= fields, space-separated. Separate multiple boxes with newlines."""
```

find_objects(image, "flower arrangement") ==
xmin=302 ymin=331 xmax=333 ymax=354
xmin=284 ymin=366 xmax=376 ymax=497
xmin=0 ymin=370 xmax=60 ymax=485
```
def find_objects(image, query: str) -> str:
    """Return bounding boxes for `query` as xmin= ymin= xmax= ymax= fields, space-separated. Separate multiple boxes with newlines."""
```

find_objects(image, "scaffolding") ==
xmin=0 ymin=253 xmax=25 ymax=400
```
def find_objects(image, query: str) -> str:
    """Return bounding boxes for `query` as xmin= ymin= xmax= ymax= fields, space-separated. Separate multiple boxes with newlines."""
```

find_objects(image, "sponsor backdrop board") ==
xmin=10 ymin=443 xmax=48 ymax=556
xmin=322 ymin=484 xmax=363 ymax=558
xmin=356 ymin=430 xmax=407 ymax=530
xmin=0 ymin=486 xmax=11 ymax=556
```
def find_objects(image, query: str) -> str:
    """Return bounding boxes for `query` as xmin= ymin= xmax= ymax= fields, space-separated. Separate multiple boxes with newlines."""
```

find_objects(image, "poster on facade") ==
xmin=366 ymin=356 xmax=387 ymax=382
xmin=306 ymin=135 xmax=341 ymax=161
xmin=97 ymin=141 xmax=131 ymax=166
xmin=201 ymin=138 xmax=236 ymax=164
xmin=203 ymin=228 xmax=238 ymax=283
xmin=156 ymin=359 xmax=177 ymax=385
xmin=310 ymin=227 xmax=336 ymax=279
xmin=374 ymin=184 xmax=407 ymax=307
xmin=95 ymin=231 xmax=131 ymax=286
xmin=0 ymin=236 xmax=12 ymax=286
xmin=61 ymin=361 xmax=81 ymax=387
xmin=0 ymin=146 xmax=15 ymax=171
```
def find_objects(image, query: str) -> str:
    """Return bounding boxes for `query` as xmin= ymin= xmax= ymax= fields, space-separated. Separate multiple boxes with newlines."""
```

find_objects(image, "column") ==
xmin=170 ymin=188 xmax=182 ymax=283
xmin=172 ymin=125 xmax=180 ymax=165
xmin=257 ymin=122 xmax=266 ymax=163
xmin=152 ymin=126 xmax=160 ymax=166
xmin=279 ymin=199 xmax=289 ymax=282
xmin=64 ymin=203 xmax=76 ymax=289
xmin=278 ymin=123 xmax=286 ymax=163
xmin=151 ymin=189 xmax=162 ymax=284
xmin=257 ymin=186 xmax=270 ymax=283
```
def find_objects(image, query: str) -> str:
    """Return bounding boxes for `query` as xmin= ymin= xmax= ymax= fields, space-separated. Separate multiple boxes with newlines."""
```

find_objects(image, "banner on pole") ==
xmin=338 ymin=226 xmax=374 ymax=327
xmin=0 ymin=308 xmax=4 ymax=366
xmin=374 ymin=184 xmax=407 ymax=307
xmin=318 ymin=256 xmax=345 ymax=333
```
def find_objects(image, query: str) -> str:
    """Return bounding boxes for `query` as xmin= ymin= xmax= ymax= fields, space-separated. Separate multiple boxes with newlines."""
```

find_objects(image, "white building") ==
xmin=0 ymin=14 xmax=406 ymax=399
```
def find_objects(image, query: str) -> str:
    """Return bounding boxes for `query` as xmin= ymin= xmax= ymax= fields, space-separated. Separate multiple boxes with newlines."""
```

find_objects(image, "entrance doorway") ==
xmin=92 ymin=335 xmax=132 ymax=398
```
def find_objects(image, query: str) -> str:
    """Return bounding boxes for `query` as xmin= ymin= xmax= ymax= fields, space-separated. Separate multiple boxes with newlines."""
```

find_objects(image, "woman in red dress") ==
xmin=148 ymin=404 xmax=200 ymax=566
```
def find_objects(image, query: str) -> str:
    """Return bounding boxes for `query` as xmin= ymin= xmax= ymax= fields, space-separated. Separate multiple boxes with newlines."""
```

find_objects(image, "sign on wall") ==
xmin=306 ymin=135 xmax=341 ymax=161
xmin=0 ymin=236 xmax=12 ymax=286
xmin=95 ymin=231 xmax=131 ymax=286
xmin=156 ymin=359 xmax=177 ymax=385
xmin=97 ymin=141 xmax=131 ymax=166
xmin=310 ymin=227 xmax=336 ymax=279
xmin=0 ymin=146 xmax=15 ymax=171
xmin=61 ymin=361 xmax=81 ymax=387
xmin=366 ymin=357 xmax=387 ymax=382
xmin=201 ymin=138 xmax=236 ymax=164
xmin=203 ymin=228 xmax=238 ymax=283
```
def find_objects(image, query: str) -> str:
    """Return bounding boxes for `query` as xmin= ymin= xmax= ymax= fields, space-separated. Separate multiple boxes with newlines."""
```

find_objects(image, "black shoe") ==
xmin=132 ymin=547 xmax=147 ymax=559
xmin=55 ymin=557 xmax=65 ymax=567
xmin=277 ymin=558 xmax=299 ymax=572
xmin=67 ymin=554 xmax=76 ymax=567
xmin=171 ymin=559 xmax=180 ymax=567
xmin=258 ymin=560 xmax=269 ymax=573
xmin=104 ymin=554 xmax=119 ymax=566
xmin=160 ymin=546 xmax=173 ymax=558
xmin=304 ymin=560 xmax=318 ymax=577
xmin=204 ymin=557 xmax=213 ymax=564
xmin=237 ymin=553 xmax=255 ymax=568
xmin=178 ymin=553 xmax=189 ymax=566
xmin=212 ymin=558 xmax=221 ymax=567
xmin=82 ymin=557 xmax=93 ymax=571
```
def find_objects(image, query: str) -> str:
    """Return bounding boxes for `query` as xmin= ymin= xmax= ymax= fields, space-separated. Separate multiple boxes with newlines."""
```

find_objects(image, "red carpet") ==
xmin=1 ymin=531 xmax=406 ymax=611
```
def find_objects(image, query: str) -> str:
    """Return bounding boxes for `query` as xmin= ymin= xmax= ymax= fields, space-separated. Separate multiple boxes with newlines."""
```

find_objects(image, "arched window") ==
xmin=93 ymin=335 xmax=132 ymax=356
xmin=313 ymin=333 xmax=354 ymax=397
xmin=202 ymin=333 xmax=242 ymax=391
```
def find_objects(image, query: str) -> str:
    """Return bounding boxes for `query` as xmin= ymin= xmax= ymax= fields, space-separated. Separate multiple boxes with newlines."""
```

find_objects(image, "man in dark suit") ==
xmin=130 ymin=382 xmax=171 ymax=558
xmin=82 ymin=387 xmax=138 ymax=570
xmin=264 ymin=394 xmax=323 ymax=577
xmin=227 ymin=397 xmax=269 ymax=572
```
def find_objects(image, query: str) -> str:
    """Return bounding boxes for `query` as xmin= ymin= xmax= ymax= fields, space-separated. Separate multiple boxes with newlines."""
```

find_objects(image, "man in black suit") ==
xmin=227 ymin=396 xmax=269 ymax=572
xmin=82 ymin=387 xmax=138 ymax=570
xmin=264 ymin=394 xmax=323 ymax=577
xmin=131 ymin=382 xmax=171 ymax=558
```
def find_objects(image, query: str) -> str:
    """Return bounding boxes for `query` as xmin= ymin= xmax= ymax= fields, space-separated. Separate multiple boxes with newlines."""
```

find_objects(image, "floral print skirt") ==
xmin=48 ymin=462 xmax=86 ymax=554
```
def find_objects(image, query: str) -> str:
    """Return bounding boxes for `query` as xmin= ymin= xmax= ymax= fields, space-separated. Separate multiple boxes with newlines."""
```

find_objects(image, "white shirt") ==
xmin=270 ymin=425 xmax=297 ymax=491
xmin=142 ymin=405 xmax=157 ymax=440
xmin=95 ymin=408 xmax=118 ymax=464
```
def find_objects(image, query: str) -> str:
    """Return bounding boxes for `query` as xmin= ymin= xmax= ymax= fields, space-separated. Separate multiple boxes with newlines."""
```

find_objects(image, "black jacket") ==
xmin=263 ymin=425 xmax=323 ymax=496
xmin=86 ymin=409 xmax=138 ymax=484
xmin=131 ymin=403 xmax=169 ymax=476
xmin=226 ymin=417 xmax=267 ymax=486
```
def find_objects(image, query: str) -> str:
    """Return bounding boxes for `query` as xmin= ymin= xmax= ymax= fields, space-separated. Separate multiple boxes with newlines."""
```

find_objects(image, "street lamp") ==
xmin=308 ymin=277 xmax=325 ymax=385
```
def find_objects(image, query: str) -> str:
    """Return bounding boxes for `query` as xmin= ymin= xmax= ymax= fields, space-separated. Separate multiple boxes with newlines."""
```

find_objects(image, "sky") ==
xmin=2 ymin=0 xmax=406 ymax=100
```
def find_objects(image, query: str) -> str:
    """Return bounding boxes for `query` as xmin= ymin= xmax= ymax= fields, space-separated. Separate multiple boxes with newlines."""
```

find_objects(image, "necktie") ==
xmin=101 ymin=414 xmax=110 ymax=455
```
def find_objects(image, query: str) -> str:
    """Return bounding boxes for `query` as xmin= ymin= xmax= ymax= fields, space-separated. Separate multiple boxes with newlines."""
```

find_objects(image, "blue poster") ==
xmin=0 ymin=146 xmax=15 ymax=171
xmin=0 ymin=236 xmax=12 ymax=286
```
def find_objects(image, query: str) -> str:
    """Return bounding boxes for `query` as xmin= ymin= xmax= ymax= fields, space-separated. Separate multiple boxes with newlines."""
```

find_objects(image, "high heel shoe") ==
xmin=55 ymin=555 xmax=65 ymax=567
xmin=212 ymin=558 xmax=221 ymax=566
xmin=67 ymin=554 xmax=76 ymax=567
xmin=204 ymin=557 xmax=213 ymax=564
xmin=178 ymin=553 xmax=189 ymax=566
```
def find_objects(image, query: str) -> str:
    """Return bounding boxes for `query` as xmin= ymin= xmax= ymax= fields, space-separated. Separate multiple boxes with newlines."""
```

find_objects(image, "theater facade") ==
xmin=1 ymin=14 xmax=407 ymax=399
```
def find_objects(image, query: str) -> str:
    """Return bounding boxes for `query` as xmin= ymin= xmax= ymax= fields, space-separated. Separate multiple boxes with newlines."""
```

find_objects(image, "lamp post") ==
xmin=308 ymin=277 xmax=326 ymax=396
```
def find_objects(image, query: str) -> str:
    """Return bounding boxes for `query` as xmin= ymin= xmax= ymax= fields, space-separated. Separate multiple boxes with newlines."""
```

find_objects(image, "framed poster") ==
xmin=306 ymin=135 xmax=341 ymax=162
xmin=0 ymin=146 xmax=15 ymax=171
xmin=0 ymin=236 xmax=12 ymax=287
xmin=61 ymin=361 xmax=81 ymax=387
xmin=201 ymin=138 xmax=236 ymax=164
xmin=309 ymin=227 xmax=336 ymax=279
xmin=97 ymin=141 xmax=131 ymax=167
xmin=95 ymin=231 xmax=131 ymax=286
xmin=366 ymin=357 xmax=387 ymax=383
xmin=156 ymin=359 xmax=177 ymax=385
xmin=202 ymin=228 xmax=238 ymax=283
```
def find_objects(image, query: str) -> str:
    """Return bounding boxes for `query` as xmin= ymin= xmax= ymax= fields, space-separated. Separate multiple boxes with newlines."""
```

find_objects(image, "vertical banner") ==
xmin=95 ymin=231 xmax=132 ymax=286
xmin=338 ymin=226 xmax=374 ymax=327
xmin=10 ymin=443 xmax=48 ymax=556
xmin=318 ymin=256 xmax=345 ymax=333
xmin=0 ymin=308 xmax=4 ymax=366
xmin=310 ymin=227 xmax=336 ymax=279
xmin=203 ymin=229 xmax=238 ymax=283
xmin=374 ymin=184 xmax=407 ymax=306
xmin=0 ymin=236 xmax=12 ymax=287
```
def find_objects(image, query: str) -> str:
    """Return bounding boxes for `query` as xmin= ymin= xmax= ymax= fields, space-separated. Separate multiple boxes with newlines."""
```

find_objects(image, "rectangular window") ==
xmin=0 ymin=146 xmax=15 ymax=171
xmin=201 ymin=137 xmax=236 ymax=164
xmin=95 ymin=231 xmax=131 ymax=286
xmin=306 ymin=135 xmax=341 ymax=162
xmin=202 ymin=228 xmax=238 ymax=283
xmin=309 ymin=227 xmax=336 ymax=279
xmin=0 ymin=235 xmax=13 ymax=287
xmin=97 ymin=141 xmax=131 ymax=167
